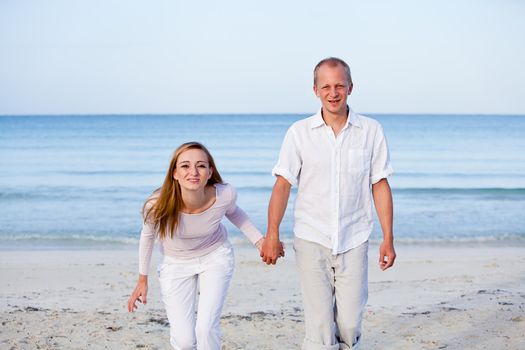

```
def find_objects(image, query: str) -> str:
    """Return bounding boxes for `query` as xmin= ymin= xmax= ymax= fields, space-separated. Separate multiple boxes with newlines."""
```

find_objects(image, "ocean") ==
xmin=1 ymin=114 xmax=524 ymax=249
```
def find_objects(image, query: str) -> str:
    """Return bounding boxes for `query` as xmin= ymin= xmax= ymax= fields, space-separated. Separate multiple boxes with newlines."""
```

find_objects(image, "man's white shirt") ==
xmin=272 ymin=107 xmax=393 ymax=254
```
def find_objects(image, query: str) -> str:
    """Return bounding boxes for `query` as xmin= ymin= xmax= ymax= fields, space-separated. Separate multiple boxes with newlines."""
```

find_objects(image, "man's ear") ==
xmin=313 ymin=85 xmax=320 ymax=97
xmin=348 ymin=83 xmax=353 ymax=96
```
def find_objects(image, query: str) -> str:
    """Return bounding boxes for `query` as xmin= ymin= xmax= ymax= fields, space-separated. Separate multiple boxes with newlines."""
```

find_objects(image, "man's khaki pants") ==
xmin=294 ymin=237 xmax=368 ymax=350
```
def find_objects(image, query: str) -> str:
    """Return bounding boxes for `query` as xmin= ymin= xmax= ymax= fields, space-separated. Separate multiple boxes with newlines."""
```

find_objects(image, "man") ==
xmin=261 ymin=57 xmax=396 ymax=349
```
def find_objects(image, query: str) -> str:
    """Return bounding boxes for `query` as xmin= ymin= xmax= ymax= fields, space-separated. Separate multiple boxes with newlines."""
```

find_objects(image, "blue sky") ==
xmin=1 ymin=0 xmax=524 ymax=115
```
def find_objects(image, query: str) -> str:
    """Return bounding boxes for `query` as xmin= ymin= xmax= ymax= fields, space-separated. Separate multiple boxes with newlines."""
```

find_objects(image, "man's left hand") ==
xmin=379 ymin=241 xmax=396 ymax=271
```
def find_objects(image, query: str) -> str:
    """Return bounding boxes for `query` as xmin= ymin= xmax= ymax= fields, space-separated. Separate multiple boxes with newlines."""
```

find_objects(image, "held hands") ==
xmin=259 ymin=236 xmax=285 ymax=265
xmin=127 ymin=276 xmax=148 ymax=312
xmin=379 ymin=240 xmax=396 ymax=271
xmin=256 ymin=237 xmax=285 ymax=257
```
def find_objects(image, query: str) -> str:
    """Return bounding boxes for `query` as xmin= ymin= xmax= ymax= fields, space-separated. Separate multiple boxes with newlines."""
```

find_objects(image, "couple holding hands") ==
xmin=128 ymin=57 xmax=396 ymax=350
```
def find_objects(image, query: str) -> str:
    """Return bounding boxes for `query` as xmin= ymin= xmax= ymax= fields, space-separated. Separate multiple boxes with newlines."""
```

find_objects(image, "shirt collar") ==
xmin=309 ymin=106 xmax=362 ymax=129
xmin=348 ymin=107 xmax=362 ymax=128
xmin=309 ymin=110 xmax=325 ymax=128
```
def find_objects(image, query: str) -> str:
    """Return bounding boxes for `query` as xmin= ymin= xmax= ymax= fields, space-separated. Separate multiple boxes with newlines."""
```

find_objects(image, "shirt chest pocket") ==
xmin=346 ymin=149 xmax=371 ymax=174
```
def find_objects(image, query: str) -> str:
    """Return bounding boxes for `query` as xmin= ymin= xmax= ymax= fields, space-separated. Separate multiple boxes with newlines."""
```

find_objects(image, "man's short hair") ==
xmin=313 ymin=57 xmax=352 ymax=86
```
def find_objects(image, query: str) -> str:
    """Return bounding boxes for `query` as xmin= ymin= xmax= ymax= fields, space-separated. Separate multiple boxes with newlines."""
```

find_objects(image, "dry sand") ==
xmin=1 ymin=243 xmax=524 ymax=349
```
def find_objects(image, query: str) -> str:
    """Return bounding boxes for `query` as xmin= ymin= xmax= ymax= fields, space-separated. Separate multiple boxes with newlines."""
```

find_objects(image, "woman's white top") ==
xmin=138 ymin=183 xmax=262 ymax=275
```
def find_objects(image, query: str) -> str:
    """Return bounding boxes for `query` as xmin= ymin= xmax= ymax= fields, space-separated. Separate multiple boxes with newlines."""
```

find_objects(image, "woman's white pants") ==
xmin=158 ymin=241 xmax=234 ymax=350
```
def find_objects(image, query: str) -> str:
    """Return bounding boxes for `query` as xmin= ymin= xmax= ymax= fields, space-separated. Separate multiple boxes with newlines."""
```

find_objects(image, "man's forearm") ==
xmin=267 ymin=177 xmax=291 ymax=238
xmin=372 ymin=178 xmax=393 ymax=242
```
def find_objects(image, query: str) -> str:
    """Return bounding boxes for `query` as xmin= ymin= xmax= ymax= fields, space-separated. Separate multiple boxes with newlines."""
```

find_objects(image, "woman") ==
xmin=127 ymin=142 xmax=283 ymax=350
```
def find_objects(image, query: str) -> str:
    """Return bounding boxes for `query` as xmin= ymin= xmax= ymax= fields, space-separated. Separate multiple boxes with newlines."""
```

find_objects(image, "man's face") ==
xmin=313 ymin=64 xmax=353 ymax=116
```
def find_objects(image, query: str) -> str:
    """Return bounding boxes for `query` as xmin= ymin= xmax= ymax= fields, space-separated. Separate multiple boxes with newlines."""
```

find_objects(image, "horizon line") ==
xmin=1 ymin=112 xmax=525 ymax=117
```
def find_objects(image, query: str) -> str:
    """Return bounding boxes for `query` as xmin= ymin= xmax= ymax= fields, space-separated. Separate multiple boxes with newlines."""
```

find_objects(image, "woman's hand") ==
xmin=127 ymin=275 xmax=148 ymax=312
xmin=256 ymin=237 xmax=285 ymax=258
xmin=278 ymin=240 xmax=285 ymax=257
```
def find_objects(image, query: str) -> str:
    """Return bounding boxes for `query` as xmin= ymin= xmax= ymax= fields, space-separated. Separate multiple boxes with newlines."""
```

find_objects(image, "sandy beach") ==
xmin=1 ymin=243 xmax=524 ymax=350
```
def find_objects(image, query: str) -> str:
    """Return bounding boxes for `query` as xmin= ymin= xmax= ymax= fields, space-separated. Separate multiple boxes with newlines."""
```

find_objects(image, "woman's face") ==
xmin=173 ymin=148 xmax=213 ymax=191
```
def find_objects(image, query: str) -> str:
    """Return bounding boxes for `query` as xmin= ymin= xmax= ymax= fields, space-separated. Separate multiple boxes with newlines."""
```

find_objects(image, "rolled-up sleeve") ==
xmin=370 ymin=124 xmax=394 ymax=184
xmin=272 ymin=126 xmax=302 ymax=187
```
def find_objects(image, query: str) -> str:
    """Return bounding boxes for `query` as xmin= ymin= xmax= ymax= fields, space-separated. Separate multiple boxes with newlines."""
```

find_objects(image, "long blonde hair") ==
xmin=143 ymin=142 xmax=223 ymax=240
